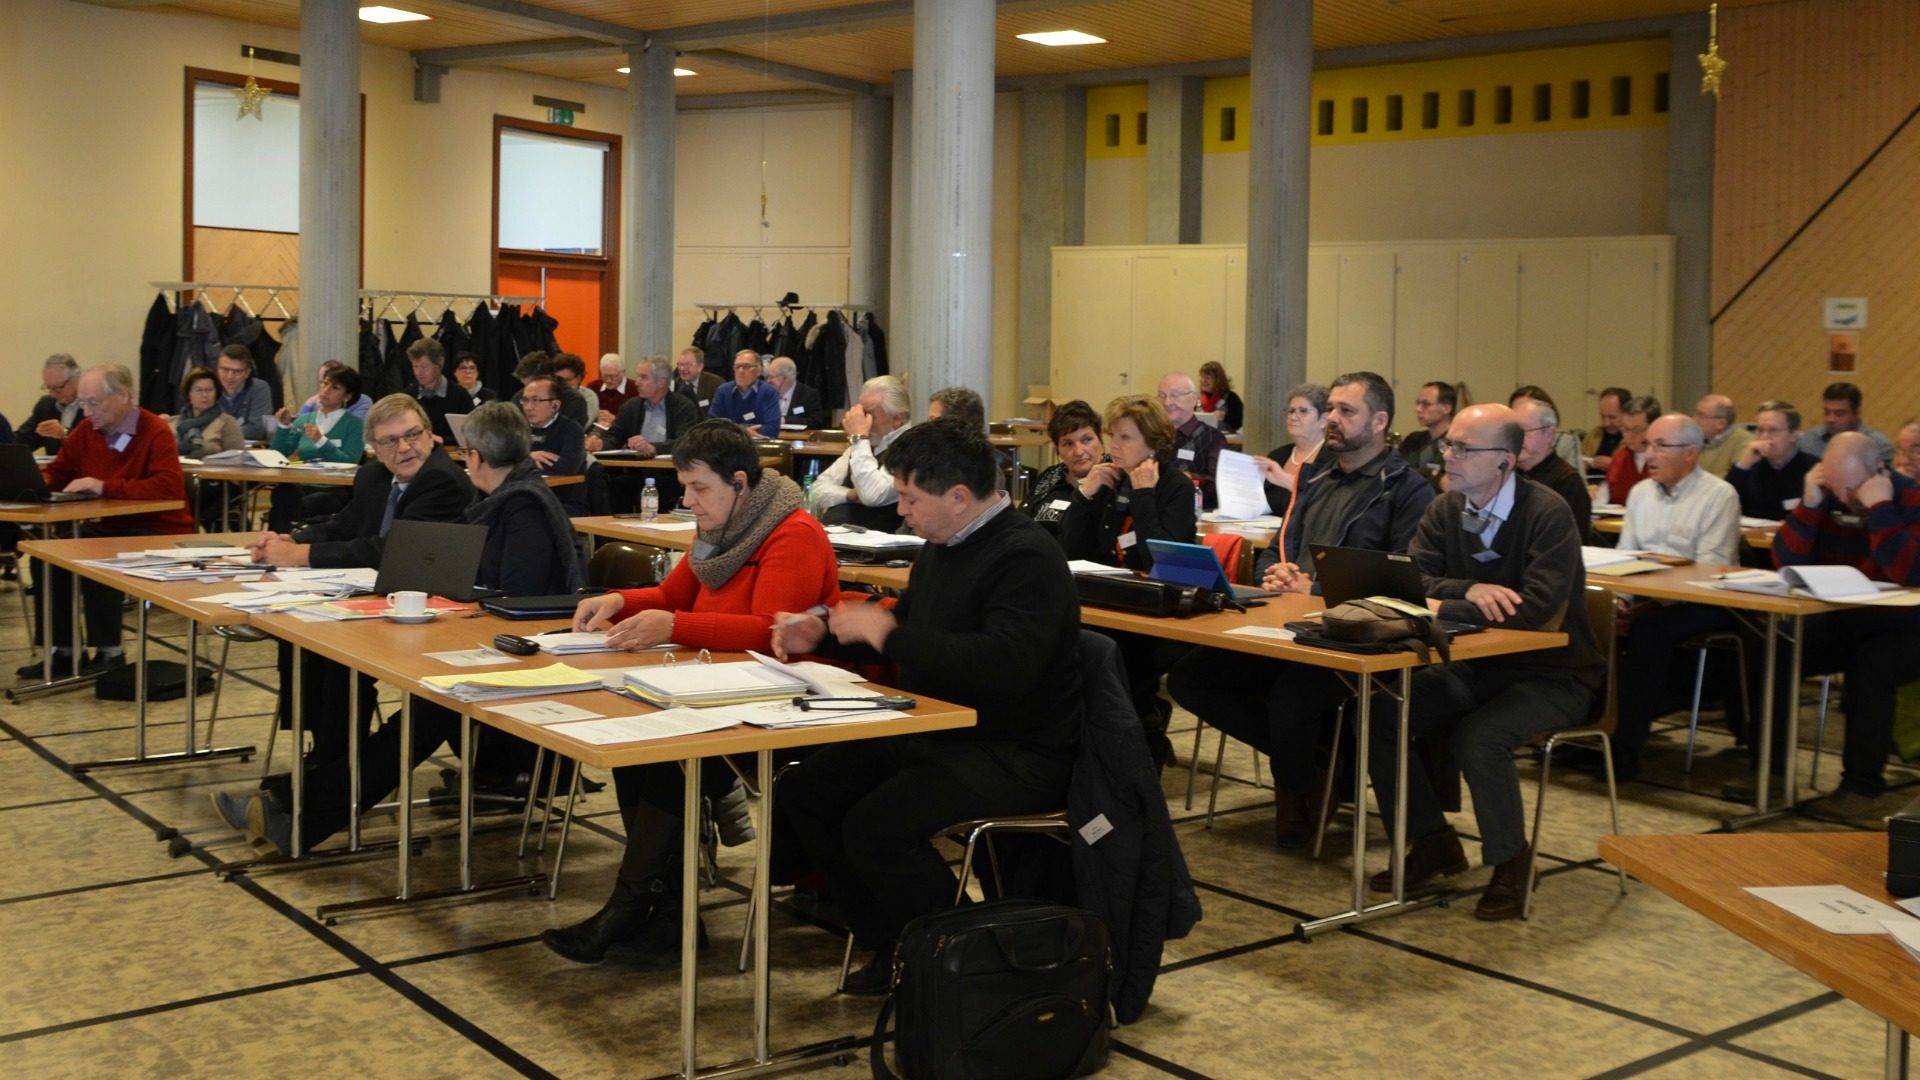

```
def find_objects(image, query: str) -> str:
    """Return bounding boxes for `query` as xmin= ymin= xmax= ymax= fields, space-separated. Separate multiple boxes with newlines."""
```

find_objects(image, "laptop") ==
xmin=0 ymin=444 xmax=98 ymax=502
xmin=1145 ymin=539 xmax=1276 ymax=602
xmin=373 ymin=520 xmax=493 ymax=602
xmin=1307 ymin=544 xmax=1482 ymax=638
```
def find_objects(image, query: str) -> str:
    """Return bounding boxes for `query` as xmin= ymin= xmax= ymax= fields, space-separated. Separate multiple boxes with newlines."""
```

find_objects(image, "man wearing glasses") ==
xmin=1157 ymin=372 xmax=1225 ymax=509
xmin=1592 ymin=413 xmax=1741 ymax=783
xmin=707 ymin=350 xmax=781 ymax=438
xmin=1728 ymin=401 xmax=1817 ymax=520
xmin=519 ymin=375 xmax=587 ymax=514
xmin=1509 ymin=390 xmax=1591 ymax=541
xmin=21 ymin=354 xmax=82 ymax=454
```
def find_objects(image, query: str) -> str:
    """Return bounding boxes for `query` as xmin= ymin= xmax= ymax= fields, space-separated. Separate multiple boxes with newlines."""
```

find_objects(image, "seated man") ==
xmin=1694 ymin=394 xmax=1754 ymax=479
xmin=216 ymin=401 xmax=571 ymax=852
xmin=589 ymin=352 xmax=636 ymax=433
xmin=1727 ymin=400 xmax=1817 ymax=520
xmin=1897 ymin=416 xmax=1920 ymax=481
xmin=519 ymin=375 xmax=588 ymax=515
xmin=809 ymin=374 xmax=911 ymax=529
xmin=773 ymin=419 xmax=1082 ymax=993
xmin=1798 ymin=381 xmax=1895 ymax=463
xmin=707 ymin=350 xmax=781 ymax=438
xmin=595 ymin=355 xmax=698 ymax=511
xmin=551 ymin=352 xmax=597 ymax=431
xmin=1168 ymin=371 xmax=1432 ymax=844
xmin=1398 ymin=380 xmax=1457 ymax=486
xmin=670 ymin=347 xmax=723 ymax=419
xmin=1157 ymin=372 xmax=1226 ymax=509
xmin=1581 ymin=386 xmax=1631 ymax=475
xmin=1765 ymin=431 xmax=1920 ymax=823
xmin=1509 ymin=389 xmax=1591 ymax=538
xmin=20 ymin=353 xmax=83 ymax=455
xmin=406 ymin=338 xmax=475 ymax=445
xmin=215 ymin=344 xmax=275 ymax=441
xmin=1603 ymin=415 xmax=1742 ymax=780
xmin=768 ymin=355 xmax=823 ymax=425
xmin=1602 ymin=394 xmax=1661 ymax=503
xmin=18 ymin=364 xmax=194 ymax=677
xmin=1373 ymin=403 xmax=1604 ymax=920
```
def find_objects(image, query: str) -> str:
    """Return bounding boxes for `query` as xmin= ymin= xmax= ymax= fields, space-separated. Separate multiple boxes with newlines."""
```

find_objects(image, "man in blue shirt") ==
xmin=215 ymin=345 xmax=274 ymax=441
xmin=707 ymin=350 xmax=781 ymax=438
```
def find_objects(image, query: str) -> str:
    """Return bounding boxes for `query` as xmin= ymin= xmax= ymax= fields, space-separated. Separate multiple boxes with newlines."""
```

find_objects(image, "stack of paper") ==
xmin=305 ymin=596 xmax=472 ymax=620
xmin=1712 ymin=565 xmax=1919 ymax=605
xmin=691 ymin=699 xmax=908 ymax=730
xmin=548 ymin=708 xmax=741 ymax=746
xmin=273 ymin=567 xmax=378 ymax=590
xmin=202 ymin=448 xmax=290 ymax=467
xmin=824 ymin=527 xmax=924 ymax=551
xmin=534 ymin=631 xmax=618 ymax=654
xmin=623 ymin=660 xmax=810 ymax=707
xmin=1068 ymin=560 xmax=1133 ymax=576
xmin=1210 ymin=450 xmax=1272 ymax=520
xmin=419 ymin=663 xmax=607 ymax=703
xmin=1581 ymin=546 xmax=1665 ymax=577
xmin=1738 ymin=516 xmax=1782 ymax=530
xmin=1591 ymin=503 xmax=1627 ymax=517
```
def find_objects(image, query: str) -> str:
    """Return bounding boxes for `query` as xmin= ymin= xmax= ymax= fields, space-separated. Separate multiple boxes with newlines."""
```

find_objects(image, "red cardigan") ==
xmin=43 ymin=409 xmax=193 ymax=535
xmin=616 ymin=509 xmax=841 ymax=651
xmin=1605 ymin=447 xmax=1652 ymax=504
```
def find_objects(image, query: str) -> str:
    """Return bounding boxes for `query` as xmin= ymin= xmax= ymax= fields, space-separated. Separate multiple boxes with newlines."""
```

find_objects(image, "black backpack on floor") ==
xmin=872 ymin=899 xmax=1111 ymax=1080
xmin=94 ymin=661 xmax=216 ymax=702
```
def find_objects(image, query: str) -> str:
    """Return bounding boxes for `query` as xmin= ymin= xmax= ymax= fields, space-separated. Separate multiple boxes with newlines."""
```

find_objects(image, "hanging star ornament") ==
xmin=235 ymin=74 xmax=270 ymax=120
xmin=1698 ymin=3 xmax=1725 ymax=97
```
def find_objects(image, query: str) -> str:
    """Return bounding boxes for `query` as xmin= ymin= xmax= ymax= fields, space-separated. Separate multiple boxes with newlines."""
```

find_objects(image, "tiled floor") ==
xmin=0 ymin=598 xmax=1913 ymax=1078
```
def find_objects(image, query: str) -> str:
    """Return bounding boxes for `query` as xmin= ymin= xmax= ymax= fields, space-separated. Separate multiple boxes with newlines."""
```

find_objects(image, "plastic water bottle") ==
xmin=803 ymin=459 xmax=820 ymax=504
xmin=641 ymin=477 xmax=659 ymax=521
xmin=1192 ymin=475 xmax=1205 ymax=520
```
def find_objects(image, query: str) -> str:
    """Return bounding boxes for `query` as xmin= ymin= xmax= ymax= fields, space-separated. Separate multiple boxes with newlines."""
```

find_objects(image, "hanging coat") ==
xmin=220 ymin=308 xmax=285 ymax=411
xmin=861 ymin=313 xmax=889 ymax=378
xmin=138 ymin=294 xmax=177 ymax=414
xmin=434 ymin=310 xmax=473 ymax=372
xmin=169 ymin=303 xmax=223 ymax=406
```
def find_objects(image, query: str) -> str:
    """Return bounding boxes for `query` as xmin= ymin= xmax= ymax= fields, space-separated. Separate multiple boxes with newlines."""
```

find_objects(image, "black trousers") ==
xmin=1760 ymin=607 xmax=1920 ymax=797
xmin=1612 ymin=602 xmax=1739 ymax=767
xmin=1167 ymin=648 xmax=1350 ymax=794
xmin=30 ymin=525 xmax=152 ymax=652
xmin=274 ymin=642 xmax=379 ymax=766
xmin=777 ymin=736 xmax=1072 ymax=950
xmin=297 ymin=696 xmax=455 ymax=847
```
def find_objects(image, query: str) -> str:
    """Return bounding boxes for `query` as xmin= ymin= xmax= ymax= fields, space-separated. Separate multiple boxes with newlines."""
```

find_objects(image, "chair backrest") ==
xmin=588 ymin=540 xmax=672 ymax=589
xmin=582 ymin=460 xmax=611 ymax=516
xmin=1582 ymin=585 xmax=1619 ymax=733
xmin=1200 ymin=531 xmax=1247 ymax=585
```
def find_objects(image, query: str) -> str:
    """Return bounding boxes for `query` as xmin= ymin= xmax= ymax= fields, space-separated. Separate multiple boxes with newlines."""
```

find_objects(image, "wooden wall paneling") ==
xmin=1391 ymin=245 xmax=1460 ymax=403
xmin=1453 ymin=246 xmax=1520 ymax=411
xmin=190 ymin=228 xmax=302 ymax=316
xmin=1587 ymin=240 xmax=1671 ymax=428
xmin=1050 ymin=251 xmax=1136 ymax=408
xmin=1333 ymin=248 xmax=1397 ymax=379
xmin=1129 ymin=256 xmax=1175 ymax=400
xmin=1305 ymin=248 xmax=1341 ymax=387
xmin=1516 ymin=245 xmax=1589 ymax=425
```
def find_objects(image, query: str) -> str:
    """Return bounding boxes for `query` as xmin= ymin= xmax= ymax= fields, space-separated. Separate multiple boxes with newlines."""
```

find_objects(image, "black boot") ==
xmin=540 ymin=799 xmax=677 ymax=964
xmin=629 ymin=863 xmax=710 ymax=964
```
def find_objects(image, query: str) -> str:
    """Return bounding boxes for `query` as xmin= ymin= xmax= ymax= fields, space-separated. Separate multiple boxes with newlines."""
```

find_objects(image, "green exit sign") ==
xmin=548 ymin=107 xmax=574 ymax=126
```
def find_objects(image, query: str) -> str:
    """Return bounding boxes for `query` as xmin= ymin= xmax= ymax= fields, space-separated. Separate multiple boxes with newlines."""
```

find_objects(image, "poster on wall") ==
xmin=1829 ymin=332 xmax=1858 ymax=374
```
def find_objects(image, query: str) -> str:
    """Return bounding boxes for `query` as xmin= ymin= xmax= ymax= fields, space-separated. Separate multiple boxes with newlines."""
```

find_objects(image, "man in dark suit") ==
xmin=406 ymin=338 xmax=475 ymax=446
xmin=671 ymin=347 xmax=723 ymax=419
xmin=240 ymin=394 xmax=475 ymax=820
xmin=595 ymin=355 xmax=697 ymax=512
xmin=768 ymin=355 xmax=824 ymax=426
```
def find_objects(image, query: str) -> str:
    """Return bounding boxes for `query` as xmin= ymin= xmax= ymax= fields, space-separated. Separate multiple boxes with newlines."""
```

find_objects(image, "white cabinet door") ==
xmin=1454 ymin=247 xmax=1520 ymax=409
xmin=1587 ymin=242 xmax=1668 ymax=424
xmin=1393 ymin=246 xmax=1461 ymax=401
xmin=1051 ymin=253 xmax=1137 ymax=408
xmin=1335 ymin=248 xmax=1398 ymax=378
xmin=1517 ymin=245 xmax=1591 ymax=429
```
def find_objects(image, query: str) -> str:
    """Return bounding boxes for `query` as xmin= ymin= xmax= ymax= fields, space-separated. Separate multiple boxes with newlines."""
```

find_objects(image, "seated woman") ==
xmin=1018 ymin=399 xmax=1104 ymax=539
xmin=1252 ymin=383 xmax=1328 ymax=522
xmin=211 ymin=403 xmax=582 ymax=855
xmin=542 ymin=419 xmax=841 ymax=966
xmin=174 ymin=366 xmax=244 ymax=456
xmin=1197 ymin=361 xmax=1244 ymax=433
xmin=267 ymin=366 xmax=366 ymax=532
xmin=1057 ymin=396 xmax=1197 ymax=765
xmin=453 ymin=352 xmax=497 ymax=404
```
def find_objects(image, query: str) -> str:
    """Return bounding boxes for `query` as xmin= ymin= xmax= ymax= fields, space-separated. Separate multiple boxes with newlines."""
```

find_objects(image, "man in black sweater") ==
xmin=774 ymin=419 xmax=1082 ymax=994
xmin=1372 ymin=403 xmax=1604 ymax=921
xmin=1727 ymin=400 xmax=1817 ymax=520
xmin=1511 ymin=392 xmax=1592 ymax=540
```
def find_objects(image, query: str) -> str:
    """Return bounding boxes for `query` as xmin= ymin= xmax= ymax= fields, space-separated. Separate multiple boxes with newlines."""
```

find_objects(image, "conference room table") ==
xmin=246 ymin=606 xmax=973 ymax=1080
xmin=1598 ymin=832 xmax=1915 ymax=1078
xmin=1 ymin=497 xmax=190 ymax=694
xmin=1581 ymin=562 xmax=1863 ymax=828
xmin=14 ymin=532 xmax=260 ymax=775
xmin=1590 ymin=514 xmax=1778 ymax=550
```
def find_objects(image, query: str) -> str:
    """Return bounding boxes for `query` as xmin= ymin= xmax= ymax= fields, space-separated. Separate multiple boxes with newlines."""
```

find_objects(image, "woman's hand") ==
xmin=605 ymin=608 xmax=675 ymax=651
xmin=1250 ymin=455 xmax=1285 ymax=486
xmin=302 ymin=423 xmax=322 ymax=444
xmin=1079 ymin=462 xmax=1124 ymax=498
xmin=771 ymin=611 xmax=827 ymax=661
xmin=1127 ymin=458 xmax=1160 ymax=491
xmin=571 ymin=592 xmax=626 ymax=632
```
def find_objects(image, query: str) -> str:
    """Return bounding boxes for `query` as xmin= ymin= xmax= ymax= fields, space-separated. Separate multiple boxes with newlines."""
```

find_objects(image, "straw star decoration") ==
xmin=235 ymin=74 xmax=270 ymax=120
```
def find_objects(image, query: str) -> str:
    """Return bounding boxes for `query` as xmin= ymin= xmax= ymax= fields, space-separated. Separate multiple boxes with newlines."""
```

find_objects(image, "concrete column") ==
xmin=887 ymin=71 xmax=913 ymax=379
xmin=1146 ymin=76 xmax=1203 ymax=244
xmin=1017 ymin=86 xmax=1085 ymax=395
xmin=298 ymin=0 xmax=360 ymax=373
xmin=907 ymin=0 xmax=995 ymax=401
xmin=1667 ymin=16 xmax=1715 ymax=406
xmin=625 ymin=44 xmax=676 ymax=358
xmin=848 ymin=94 xmax=891 ymax=322
xmin=1242 ymin=0 xmax=1312 ymax=454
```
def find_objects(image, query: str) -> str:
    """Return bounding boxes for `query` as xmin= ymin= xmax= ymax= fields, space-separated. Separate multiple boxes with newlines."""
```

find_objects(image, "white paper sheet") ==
xmin=548 ymin=709 xmax=741 ymax=745
xmin=1879 ymin=919 xmax=1920 ymax=966
xmin=491 ymin=700 xmax=606 ymax=725
xmin=425 ymin=647 xmax=519 ymax=668
xmin=1211 ymin=450 xmax=1271 ymax=520
xmin=1067 ymin=560 xmax=1132 ymax=576
xmin=1223 ymin=625 xmax=1296 ymax=642
xmin=1744 ymin=885 xmax=1911 ymax=934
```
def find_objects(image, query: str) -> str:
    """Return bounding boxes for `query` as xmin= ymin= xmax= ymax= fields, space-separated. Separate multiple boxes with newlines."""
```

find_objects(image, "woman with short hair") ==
xmin=173 ymin=367 xmax=244 ymax=456
xmin=459 ymin=401 xmax=583 ymax=596
xmin=1020 ymin=399 xmax=1104 ymax=536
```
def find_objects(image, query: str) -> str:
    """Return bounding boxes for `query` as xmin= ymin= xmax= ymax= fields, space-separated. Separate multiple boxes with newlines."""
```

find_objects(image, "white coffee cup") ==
xmin=387 ymin=590 xmax=429 ymax=617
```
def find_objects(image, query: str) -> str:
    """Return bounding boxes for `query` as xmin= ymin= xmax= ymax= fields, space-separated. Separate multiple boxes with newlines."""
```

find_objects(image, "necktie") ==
xmin=379 ymin=484 xmax=403 ymax=538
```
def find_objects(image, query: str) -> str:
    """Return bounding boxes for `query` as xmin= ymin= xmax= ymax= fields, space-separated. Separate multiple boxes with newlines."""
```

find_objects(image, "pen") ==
xmin=776 ymin=604 xmax=830 ymax=628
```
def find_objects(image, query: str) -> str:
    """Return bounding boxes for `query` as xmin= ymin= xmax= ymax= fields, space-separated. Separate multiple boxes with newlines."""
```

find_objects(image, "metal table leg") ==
xmin=70 ymin=608 xmax=253 ymax=772
xmin=1725 ymin=612 xmax=1824 ymax=830
xmin=1888 ymin=1021 xmax=1911 ymax=1080
xmin=681 ymin=754 xmax=701 ymax=1080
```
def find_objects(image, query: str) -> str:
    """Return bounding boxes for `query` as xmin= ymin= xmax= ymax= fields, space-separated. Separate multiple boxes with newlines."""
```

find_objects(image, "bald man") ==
xmin=1693 ymin=394 xmax=1753 ymax=479
xmin=1158 ymin=371 xmax=1226 ymax=509
xmin=1763 ymin=431 xmax=1920 ymax=823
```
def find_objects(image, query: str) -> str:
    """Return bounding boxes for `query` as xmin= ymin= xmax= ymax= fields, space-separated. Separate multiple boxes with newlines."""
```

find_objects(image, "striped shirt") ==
xmin=1772 ymin=470 xmax=1920 ymax=584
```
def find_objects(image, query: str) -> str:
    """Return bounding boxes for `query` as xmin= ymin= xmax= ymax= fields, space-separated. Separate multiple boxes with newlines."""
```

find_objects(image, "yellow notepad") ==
xmin=421 ymin=663 xmax=601 ymax=692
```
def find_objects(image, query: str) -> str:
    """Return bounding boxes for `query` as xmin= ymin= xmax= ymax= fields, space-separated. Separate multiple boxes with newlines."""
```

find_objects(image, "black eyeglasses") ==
xmin=1436 ymin=438 xmax=1508 ymax=457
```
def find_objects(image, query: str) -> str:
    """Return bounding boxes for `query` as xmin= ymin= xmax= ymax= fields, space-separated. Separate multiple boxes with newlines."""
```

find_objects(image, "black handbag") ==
xmin=872 ymin=899 xmax=1111 ymax=1080
xmin=1071 ymin=572 xmax=1221 ymax=619
xmin=478 ymin=588 xmax=608 ymax=619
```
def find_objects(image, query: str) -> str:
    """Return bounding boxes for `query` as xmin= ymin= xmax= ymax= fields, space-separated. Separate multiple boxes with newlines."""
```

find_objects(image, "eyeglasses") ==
xmin=1648 ymin=440 xmax=1698 ymax=452
xmin=1519 ymin=424 xmax=1553 ymax=435
xmin=78 ymin=397 xmax=113 ymax=410
xmin=372 ymin=428 xmax=428 ymax=451
xmin=1436 ymin=439 xmax=1508 ymax=457
xmin=1285 ymin=407 xmax=1319 ymax=419
xmin=521 ymin=396 xmax=558 ymax=405
xmin=1157 ymin=389 xmax=1195 ymax=401
xmin=1754 ymin=425 xmax=1791 ymax=437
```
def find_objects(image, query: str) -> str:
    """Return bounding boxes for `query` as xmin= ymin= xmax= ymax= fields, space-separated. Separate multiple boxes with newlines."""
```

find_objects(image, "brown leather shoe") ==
xmin=1273 ymin=789 xmax=1313 ymax=849
xmin=1368 ymin=827 xmax=1469 ymax=894
xmin=1474 ymin=843 xmax=1536 ymax=921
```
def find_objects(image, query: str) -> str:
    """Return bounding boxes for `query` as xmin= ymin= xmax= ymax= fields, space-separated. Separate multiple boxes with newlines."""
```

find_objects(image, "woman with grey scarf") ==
xmin=543 ymin=419 xmax=843 ymax=966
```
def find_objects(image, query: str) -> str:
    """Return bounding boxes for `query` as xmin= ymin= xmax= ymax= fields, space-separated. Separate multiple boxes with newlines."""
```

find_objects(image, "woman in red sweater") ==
xmin=542 ymin=419 xmax=842 ymax=966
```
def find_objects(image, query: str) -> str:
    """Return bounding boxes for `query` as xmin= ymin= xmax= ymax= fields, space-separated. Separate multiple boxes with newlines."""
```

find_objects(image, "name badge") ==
xmin=744 ymin=411 xmax=756 ymax=421
xmin=698 ymin=399 xmax=710 ymax=408
xmin=792 ymin=406 xmax=805 ymax=414
xmin=1117 ymin=531 xmax=1138 ymax=549
xmin=1049 ymin=499 xmax=1072 ymax=512
xmin=1176 ymin=448 xmax=1196 ymax=462
xmin=108 ymin=433 xmax=131 ymax=452
xmin=1783 ymin=498 xmax=1801 ymax=511
xmin=1471 ymin=548 xmax=1502 ymax=563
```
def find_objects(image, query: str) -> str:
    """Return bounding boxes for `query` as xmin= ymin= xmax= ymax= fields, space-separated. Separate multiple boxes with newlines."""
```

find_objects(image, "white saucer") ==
xmin=385 ymin=612 xmax=437 ymax=624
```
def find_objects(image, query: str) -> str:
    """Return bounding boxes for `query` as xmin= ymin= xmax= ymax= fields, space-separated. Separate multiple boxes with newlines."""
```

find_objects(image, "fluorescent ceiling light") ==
xmin=359 ymin=6 xmax=430 ymax=23
xmin=616 ymin=67 xmax=698 ymax=76
xmin=617 ymin=66 xmax=630 ymax=73
xmin=1016 ymin=30 xmax=1106 ymax=47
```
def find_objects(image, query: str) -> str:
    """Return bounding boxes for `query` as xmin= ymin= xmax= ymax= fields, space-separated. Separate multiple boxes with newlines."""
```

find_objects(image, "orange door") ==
xmin=497 ymin=263 xmax=605 ymax=359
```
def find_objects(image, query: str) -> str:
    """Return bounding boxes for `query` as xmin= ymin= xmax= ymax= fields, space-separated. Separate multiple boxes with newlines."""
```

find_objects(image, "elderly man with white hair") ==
xmin=766 ymin=355 xmax=823 ymax=424
xmin=1584 ymin=413 xmax=1742 ymax=781
xmin=1157 ymin=371 xmax=1227 ymax=509
xmin=589 ymin=352 xmax=636 ymax=431
xmin=1510 ymin=389 xmax=1591 ymax=538
xmin=1694 ymin=393 xmax=1753 ymax=478
xmin=809 ymin=374 xmax=911 ymax=529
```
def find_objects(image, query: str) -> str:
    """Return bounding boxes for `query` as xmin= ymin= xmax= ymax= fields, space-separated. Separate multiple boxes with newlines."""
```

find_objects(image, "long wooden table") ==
xmin=1584 ymin=562 xmax=1847 ymax=826
xmin=1591 ymin=514 xmax=1777 ymax=550
xmin=1599 ymin=832 xmax=1916 ymax=1076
